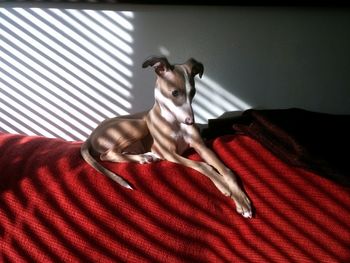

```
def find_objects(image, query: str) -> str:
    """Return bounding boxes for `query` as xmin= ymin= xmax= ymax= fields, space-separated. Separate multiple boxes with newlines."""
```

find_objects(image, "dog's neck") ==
xmin=149 ymin=89 xmax=191 ymax=155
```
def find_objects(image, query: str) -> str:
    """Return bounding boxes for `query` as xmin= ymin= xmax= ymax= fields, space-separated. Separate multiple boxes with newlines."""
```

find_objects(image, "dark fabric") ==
xmin=233 ymin=108 xmax=350 ymax=186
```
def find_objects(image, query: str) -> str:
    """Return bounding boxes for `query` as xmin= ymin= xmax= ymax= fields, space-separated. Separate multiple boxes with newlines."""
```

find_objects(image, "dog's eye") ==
xmin=172 ymin=90 xmax=179 ymax=97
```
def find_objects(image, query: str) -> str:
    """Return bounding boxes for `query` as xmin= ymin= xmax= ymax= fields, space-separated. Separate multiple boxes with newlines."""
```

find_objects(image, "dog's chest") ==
xmin=170 ymin=125 xmax=191 ymax=154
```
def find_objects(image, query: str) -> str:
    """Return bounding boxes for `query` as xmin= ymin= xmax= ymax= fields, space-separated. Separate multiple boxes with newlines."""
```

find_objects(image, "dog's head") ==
xmin=142 ymin=56 xmax=204 ymax=125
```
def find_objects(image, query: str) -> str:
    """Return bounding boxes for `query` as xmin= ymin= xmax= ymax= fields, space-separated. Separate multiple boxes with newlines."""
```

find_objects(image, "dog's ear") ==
xmin=142 ymin=56 xmax=173 ymax=76
xmin=185 ymin=58 xmax=204 ymax=79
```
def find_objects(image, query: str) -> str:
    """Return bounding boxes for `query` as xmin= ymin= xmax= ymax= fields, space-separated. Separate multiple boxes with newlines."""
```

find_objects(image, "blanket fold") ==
xmin=232 ymin=108 xmax=350 ymax=186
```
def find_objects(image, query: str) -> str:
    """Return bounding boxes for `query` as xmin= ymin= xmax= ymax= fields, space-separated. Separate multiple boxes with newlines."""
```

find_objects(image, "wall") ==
xmin=1 ymin=3 xmax=350 ymax=140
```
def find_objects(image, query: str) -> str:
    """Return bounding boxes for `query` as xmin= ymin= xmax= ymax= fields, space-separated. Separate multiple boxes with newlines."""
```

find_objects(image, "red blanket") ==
xmin=1 ymin=132 xmax=350 ymax=262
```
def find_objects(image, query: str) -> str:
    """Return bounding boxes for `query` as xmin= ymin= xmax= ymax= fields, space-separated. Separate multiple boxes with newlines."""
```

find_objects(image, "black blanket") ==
xmin=207 ymin=108 xmax=350 ymax=186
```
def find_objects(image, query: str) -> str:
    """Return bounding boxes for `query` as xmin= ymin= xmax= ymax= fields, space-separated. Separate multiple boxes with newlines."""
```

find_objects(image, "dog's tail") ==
xmin=80 ymin=140 xmax=133 ymax=190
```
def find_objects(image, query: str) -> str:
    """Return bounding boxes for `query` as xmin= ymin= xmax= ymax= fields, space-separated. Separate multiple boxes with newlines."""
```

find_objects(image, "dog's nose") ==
xmin=185 ymin=117 xmax=194 ymax=125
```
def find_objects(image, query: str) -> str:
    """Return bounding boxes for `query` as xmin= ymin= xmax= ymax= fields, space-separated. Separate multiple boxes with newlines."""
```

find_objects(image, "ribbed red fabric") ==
xmin=1 ymin=132 xmax=349 ymax=262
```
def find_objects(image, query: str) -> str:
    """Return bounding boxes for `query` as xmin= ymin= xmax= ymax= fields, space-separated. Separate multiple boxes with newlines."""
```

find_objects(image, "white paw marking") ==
xmin=139 ymin=152 xmax=161 ymax=164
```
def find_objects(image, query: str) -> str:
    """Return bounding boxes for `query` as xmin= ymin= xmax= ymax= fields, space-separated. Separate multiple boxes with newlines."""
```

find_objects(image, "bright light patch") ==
xmin=192 ymin=104 xmax=214 ymax=124
xmin=201 ymin=75 xmax=251 ymax=109
xmin=50 ymin=9 xmax=133 ymax=68
xmin=102 ymin=10 xmax=134 ymax=31
xmin=0 ymin=7 xmax=135 ymax=141
xmin=0 ymin=79 xmax=87 ymax=139
xmin=1 ymin=15 xmax=132 ymax=112
xmin=82 ymin=10 xmax=134 ymax=44
xmin=2 ymin=25 xmax=130 ymax=114
xmin=0 ymin=48 xmax=102 ymax=131
xmin=64 ymin=9 xmax=133 ymax=56
xmin=120 ymin=11 xmax=134 ymax=19
xmin=24 ymin=8 xmax=133 ymax=80
xmin=0 ymin=86 xmax=85 ymax=140
xmin=0 ymin=112 xmax=37 ymax=136
xmin=0 ymin=100 xmax=57 ymax=139
xmin=193 ymin=75 xmax=251 ymax=123
xmin=0 ymin=60 xmax=98 ymax=138
xmin=159 ymin=46 xmax=171 ymax=57
xmin=1 ymin=9 xmax=131 ymax=89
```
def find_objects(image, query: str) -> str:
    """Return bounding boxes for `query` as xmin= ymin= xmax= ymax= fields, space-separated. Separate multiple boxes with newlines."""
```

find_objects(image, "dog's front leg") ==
xmin=194 ymin=142 xmax=252 ymax=217
xmin=187 ymin=128 xmax=252 ymax=218
xmin=167 ymin=152 xmax=251 ymax=218
xmin=162 ymin=152 xmax=230 ymax=195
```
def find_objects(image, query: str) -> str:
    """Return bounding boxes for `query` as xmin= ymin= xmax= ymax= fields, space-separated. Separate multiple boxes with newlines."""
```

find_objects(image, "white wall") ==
xmin=131 ymin=6 xmax=350 ymax=115
xmin=1 ymin=3 xmax=350 ymax=140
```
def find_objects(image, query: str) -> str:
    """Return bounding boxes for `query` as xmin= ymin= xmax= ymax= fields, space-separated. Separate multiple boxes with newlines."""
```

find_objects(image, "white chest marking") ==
xmin=170 ymin=124 xmax=193 ymax=154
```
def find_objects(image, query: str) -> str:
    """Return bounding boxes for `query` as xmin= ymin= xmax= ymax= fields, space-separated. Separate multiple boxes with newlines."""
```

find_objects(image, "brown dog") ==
xmin=81 ymin=56 xmax=252 ymax=218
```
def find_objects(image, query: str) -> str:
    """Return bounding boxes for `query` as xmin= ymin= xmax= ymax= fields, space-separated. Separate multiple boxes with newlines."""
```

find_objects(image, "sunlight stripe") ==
xmin=199 ymin=76 xmax=251 ymax=109
xmin=0 ymin=101 xmax=59 ymax=139
xmin=83 ymin=9 xmax=133 ymax=43
xmin=0 ymin=40 xmax=100 ymax=127
xmin=29 ymin=8 xmax=133 ymax=79
xmin=48 ymin=8 xmax=133 ymax=76
xmin=0 ymin=89 xmax=83 ymax=140
xmin=53 ymin=9 xmax=133 ymax=66
xmin=5 ymin=8 xmax=132 ymax=90
xmin=194 ymin=92 xmax=227 ymax=115
xmin=192 ymin=104 xmax=212 ymax=124
xmin=65 ymin=9 xmax=133 ymax=54
xmin=0 ymin=18 xmax=131 ymax=114
xmin=196 ymin=82 xmax=246 ymax=111
xmin=0 ymin=8 xmax=133 ymax=94
xmin=0 ymin=26 xmax=131 ymax=112
xmin=0 ymin=15 xmax=132 ymax=113
xmin=0 ymin=120 xmax=21 ymax=135
xmin=0 ymin=55 xmax=97 ymax=134
xmin=0 ymin=111 xmax=36 ymax=136
xmin=102 ymin=10 xmax=134 ymax=31
xmin=0 ymin=65 xmax=92 ymax=137
xmin=0 ymin=7 xmax=136 ymax=140
xmin=120 ymin=11 xmax=134 ymax=19
xmin=0 ymin=8 xmax=132 ymax=91
xmin=0 ymin=81 xmax=87 ymax=140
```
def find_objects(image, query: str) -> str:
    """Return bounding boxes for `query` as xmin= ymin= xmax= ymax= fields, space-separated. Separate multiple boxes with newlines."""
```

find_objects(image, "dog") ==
xmin=81 ymin=56 xmax=252 ymax=218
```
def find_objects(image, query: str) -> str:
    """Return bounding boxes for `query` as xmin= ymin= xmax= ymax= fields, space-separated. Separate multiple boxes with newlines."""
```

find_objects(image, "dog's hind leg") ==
xmin=100 ymin=148 xmax=161 ymax=164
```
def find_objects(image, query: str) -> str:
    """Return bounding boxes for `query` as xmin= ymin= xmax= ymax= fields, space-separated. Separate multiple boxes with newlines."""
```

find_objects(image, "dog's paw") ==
xmin=213 ymin=180 xmax=252 ymax=218
xmin=230 ymin=188 xmax=252 ymax=219
xmin=221 ymin=170 xmax=252 ymax=218
xmin=139 ymin=152 xmax=161 ymax=164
